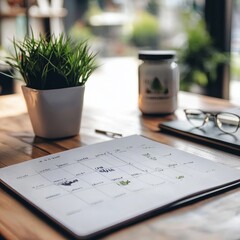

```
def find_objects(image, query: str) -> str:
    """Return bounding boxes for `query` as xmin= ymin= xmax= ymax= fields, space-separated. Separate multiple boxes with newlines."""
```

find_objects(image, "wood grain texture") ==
xmin=0 ymin=189 xmax=66 ymax=240
xmin=0 ymin=58 xmax=239 ymax=240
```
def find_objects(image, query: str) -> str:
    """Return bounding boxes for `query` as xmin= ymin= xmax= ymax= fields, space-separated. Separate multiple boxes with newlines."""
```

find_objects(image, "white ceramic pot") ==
xmin=22 ymin=85 xmax=85 ymax=139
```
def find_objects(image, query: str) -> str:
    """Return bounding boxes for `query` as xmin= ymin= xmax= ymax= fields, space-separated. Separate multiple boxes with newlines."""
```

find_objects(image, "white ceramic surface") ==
xmin=22 ymin=85 xmax=85 ymax=139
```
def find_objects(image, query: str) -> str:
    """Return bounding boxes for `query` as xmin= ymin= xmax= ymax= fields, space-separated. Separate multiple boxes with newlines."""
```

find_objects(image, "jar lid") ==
xmin=138 ymin=50 xmax=176 ymax=61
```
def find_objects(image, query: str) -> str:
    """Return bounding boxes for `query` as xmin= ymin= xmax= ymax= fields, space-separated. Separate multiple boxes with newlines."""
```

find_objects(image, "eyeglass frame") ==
xmin=183 ymin=109 xmax=240 ymax=134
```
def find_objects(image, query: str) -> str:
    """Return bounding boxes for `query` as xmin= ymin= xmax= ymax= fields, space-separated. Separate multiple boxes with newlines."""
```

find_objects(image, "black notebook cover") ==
xmin=159 ymin=120 xmax=240 ymax=155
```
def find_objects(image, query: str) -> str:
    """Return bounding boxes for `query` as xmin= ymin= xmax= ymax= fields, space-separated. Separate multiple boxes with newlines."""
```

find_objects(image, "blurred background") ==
xmin=0 ymin=0 xmax=239 ymax=104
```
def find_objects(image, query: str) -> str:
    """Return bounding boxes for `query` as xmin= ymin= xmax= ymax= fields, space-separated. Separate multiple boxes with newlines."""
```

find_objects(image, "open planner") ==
xmin=0 ymin=135 xmax=240 ymax=239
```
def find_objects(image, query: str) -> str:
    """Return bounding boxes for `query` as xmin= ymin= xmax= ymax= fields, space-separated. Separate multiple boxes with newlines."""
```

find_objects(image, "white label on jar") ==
xmin=139 ymin=64 xmax=176 ymax=100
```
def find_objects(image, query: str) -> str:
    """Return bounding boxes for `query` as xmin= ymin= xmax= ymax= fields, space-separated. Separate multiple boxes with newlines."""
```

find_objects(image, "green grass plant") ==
xmin=5 ymin=33 xmax=98 ymax=90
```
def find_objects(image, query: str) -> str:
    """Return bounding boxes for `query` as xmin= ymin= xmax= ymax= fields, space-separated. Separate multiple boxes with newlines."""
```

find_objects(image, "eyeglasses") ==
xmin=184 ymin=109 xmax=240 ymax=134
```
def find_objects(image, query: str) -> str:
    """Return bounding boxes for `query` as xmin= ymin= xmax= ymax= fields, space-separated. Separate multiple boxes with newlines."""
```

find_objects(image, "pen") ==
xmin=95 ymin=129 xmax=123 ymax=138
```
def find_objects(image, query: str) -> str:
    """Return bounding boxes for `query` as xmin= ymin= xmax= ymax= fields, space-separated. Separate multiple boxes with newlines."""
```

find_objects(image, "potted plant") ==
xmin=4 ymin=33 xmax=98 ymax=139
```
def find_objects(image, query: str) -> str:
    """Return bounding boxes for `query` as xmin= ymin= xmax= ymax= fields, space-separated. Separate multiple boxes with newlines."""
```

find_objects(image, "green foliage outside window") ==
xmin=130 ymin=11 xmax=159 ymax=49
xmin=178 ymin=13 xmax=228 ymax=92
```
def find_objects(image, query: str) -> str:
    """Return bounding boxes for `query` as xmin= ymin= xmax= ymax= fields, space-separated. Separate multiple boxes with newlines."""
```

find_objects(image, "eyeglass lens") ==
xmin=216 ymin=113 xmax=239 ymax=133
xmin=185 ymin=109 xmax=239 ymax=133
xmin=185 ymin=109 xmax=206 ymax=127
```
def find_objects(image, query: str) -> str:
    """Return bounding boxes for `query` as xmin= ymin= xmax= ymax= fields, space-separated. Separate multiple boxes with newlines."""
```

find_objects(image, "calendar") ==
xmin=0 ymin=135 xmax=240 ymax=239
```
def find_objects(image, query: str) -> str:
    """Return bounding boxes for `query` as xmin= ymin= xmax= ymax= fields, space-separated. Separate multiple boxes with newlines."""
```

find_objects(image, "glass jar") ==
xmin=138 ymin=50 xmax=179 ymax=114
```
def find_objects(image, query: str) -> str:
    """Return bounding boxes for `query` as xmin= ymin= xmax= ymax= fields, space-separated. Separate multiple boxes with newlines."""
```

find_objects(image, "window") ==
xmin=230 ymin=0 xmax=240 ymax=104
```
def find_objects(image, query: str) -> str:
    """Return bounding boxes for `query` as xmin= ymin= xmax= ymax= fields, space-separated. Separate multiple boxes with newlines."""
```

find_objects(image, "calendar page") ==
xmin=0 ymin=135 xmax=240 ymax=239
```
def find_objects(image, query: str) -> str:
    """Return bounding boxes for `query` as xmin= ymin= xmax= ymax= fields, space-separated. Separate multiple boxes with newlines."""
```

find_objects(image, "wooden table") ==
xmin=0 ymin=58 xmax=240 ymax=240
